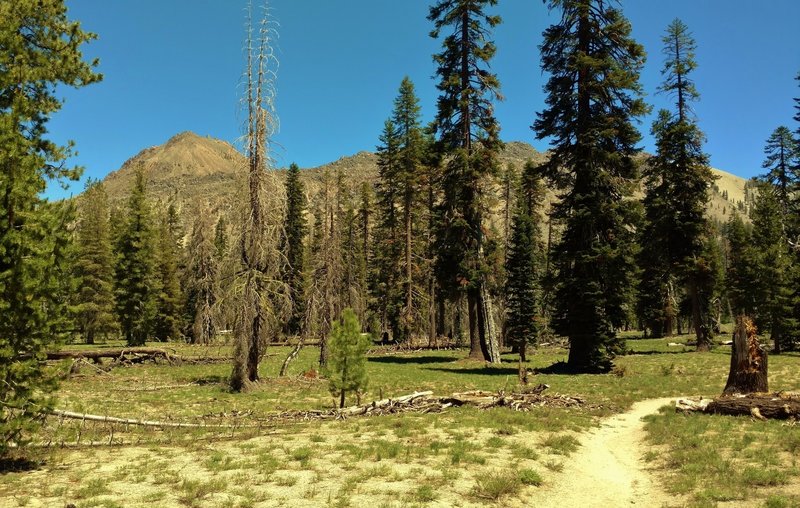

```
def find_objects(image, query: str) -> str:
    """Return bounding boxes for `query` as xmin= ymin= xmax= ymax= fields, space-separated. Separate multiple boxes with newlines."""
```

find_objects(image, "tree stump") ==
xmin=722 ymin=316 xmax=768 ymax=395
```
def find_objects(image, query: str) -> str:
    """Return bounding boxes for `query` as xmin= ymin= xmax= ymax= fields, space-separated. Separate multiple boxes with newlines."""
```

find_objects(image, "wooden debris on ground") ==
xmin=44 ymin=386 xmax=591 ymax=434
xmin=676 ymin=393 xmax=800 ymax=420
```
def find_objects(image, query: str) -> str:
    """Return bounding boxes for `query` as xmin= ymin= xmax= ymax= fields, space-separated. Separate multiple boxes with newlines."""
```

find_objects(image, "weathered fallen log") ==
xmin=47 ymin=348 xmax=178 ymax=362
xmin=48 ymin=409 xmax=254 ymax=428
xmin=676 ymin=393 xmax=800 ymax=420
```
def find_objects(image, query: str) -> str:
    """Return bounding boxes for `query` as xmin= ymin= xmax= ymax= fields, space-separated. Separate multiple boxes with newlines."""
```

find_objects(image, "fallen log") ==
xmin=47 ymin=348 xmax=178 ymax=362
xmin=48 ymin=409 xmax=255 ymax=428
xmin=676 ymin=393 xmax=800 ymax=420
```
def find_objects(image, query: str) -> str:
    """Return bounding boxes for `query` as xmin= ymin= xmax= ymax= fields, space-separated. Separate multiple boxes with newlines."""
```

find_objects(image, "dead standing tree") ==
xmin=230 ymin=3 xmax=287 ymax=392
xmin=723 ymin=315 xmax=768 ymax=395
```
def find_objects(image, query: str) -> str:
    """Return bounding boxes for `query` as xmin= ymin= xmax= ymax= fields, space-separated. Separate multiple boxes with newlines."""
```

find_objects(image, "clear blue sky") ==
xmin=47 ymin=1 xmax=799 ymax=199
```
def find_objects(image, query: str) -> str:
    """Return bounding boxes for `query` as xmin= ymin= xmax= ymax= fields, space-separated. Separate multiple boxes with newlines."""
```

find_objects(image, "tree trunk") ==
xmin=477 ymin=282 xmax=501 ymax=363
xmin=467 ymin=289 xmax=482 ymax=359
xmin=723 ymin=315 xmax=768 ymax=395
xmin=279 ymin=339 xmax=304 ymax=377
xmin=690 ymin=280 xmax=712 ymax=351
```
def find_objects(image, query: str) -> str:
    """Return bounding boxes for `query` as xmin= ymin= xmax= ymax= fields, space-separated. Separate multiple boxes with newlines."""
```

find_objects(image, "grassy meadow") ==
xmin=1 ymin=332 xmax=799 ymax=508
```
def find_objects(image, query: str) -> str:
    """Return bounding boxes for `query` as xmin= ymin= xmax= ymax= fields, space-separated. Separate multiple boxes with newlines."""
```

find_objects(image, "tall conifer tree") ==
xmin=282 ymin=163 xmax=307 ymax=336
xmin=750 ymin=185 xmax=799 ymax=352
xmin=153 ymin=206 xmax=184 ymax=341
xmin=760 ymin=126 xmax=798 ymax=219
xmin=534 ymin=0 xmax=646 ymax=372
xmin=115 ymin=169 xmax=159 ymax=346
xmin=638 ymin=19 xmax=716 ymax=349
xmin=0 ymin=0 xmax=100 ymax=453
xmin=429 ymin=0 xmax=503 ymax=363
xmin=185 ymin=209 xmax=219 ymax=344
xmin=74 ymin=181 xmax=117 ymax=344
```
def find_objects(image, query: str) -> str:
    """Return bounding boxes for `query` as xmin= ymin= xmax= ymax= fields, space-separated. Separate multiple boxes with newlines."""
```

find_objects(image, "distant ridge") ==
xmin=97 ymin=132 xmax=748 ymax=224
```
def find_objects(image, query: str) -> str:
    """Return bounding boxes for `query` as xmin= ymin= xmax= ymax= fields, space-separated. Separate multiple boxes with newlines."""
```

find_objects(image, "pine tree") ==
xmin=750 ymin=185 xmax=799 ymax=352
xmin=115 ymin=169 xmax=159 ymax=346
xmin=429 ymin=0 xmax=503 ymax=363
xmin=356 ymin=181 xmax=373 ymax=326
xmin=760 ymin=126 xmax=798 ymax=218
xmin=394 ymin=77 xmax=425 ymax=342
xmin=324 ymin=308 xmax=370 ymax=408
xmin=185 ymin=210 xmax=218 ymax=344
xmin=0 ymin=0 xmax=101 ymax=454
xmin=638 ymin=19 xmax=716 ymax=349
xmin=282 ymin=162 xmax=307 ymax=336
xmin=74 ymin=180 xmax=117 ymax=344
xmin=534 ymin=0 xmax=646 ymax=372
xmin=505 ymin=168 xmax=545 ymax=363
xmin=724 ymin=214 xmax=758 ymax=316
xmin=371 ymin=119 xmax=403 ymax=341
xmin=153 ymin=207 xmax=184 ymax=342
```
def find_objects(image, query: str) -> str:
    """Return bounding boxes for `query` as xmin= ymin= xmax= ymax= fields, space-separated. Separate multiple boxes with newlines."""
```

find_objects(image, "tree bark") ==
xmin=723 ymin=315 xmax=768 ymax=395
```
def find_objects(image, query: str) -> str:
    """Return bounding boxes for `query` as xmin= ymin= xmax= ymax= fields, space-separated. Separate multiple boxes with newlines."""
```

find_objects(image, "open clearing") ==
xmin=1 ymin=334 xmax=799 ymax=507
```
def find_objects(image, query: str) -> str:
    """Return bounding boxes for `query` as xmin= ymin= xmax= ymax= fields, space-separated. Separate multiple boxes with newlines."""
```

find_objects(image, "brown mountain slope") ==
xmin=100 ymin=131 xmax=747 ymax=225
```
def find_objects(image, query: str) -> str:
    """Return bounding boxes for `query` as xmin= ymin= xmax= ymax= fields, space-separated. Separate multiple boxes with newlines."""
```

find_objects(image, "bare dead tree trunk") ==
xmin=231 ymin=3 xmax=285 ymax=392
xmin=723 ymin=316 xmax=768 ymax=395
xmin=279 ymin=338 xmax=304 ymax=377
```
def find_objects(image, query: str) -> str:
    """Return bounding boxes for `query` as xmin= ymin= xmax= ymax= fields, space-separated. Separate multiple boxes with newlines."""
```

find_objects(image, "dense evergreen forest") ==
xmin=2 ymin=0 xmax=799 ymax=456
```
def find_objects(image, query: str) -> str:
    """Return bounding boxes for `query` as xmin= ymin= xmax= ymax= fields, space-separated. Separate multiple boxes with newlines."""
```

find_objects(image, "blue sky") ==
xmin=47 ymin=1 xmax=799 ymax=199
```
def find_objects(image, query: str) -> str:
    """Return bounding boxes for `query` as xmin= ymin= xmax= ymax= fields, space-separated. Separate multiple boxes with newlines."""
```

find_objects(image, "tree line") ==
xmin=2 ymin=0 xmax=799 ymax=453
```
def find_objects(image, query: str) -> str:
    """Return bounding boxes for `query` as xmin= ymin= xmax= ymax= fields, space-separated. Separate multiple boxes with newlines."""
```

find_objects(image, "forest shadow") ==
xmin=0 ymin=457 xmax=42 ymax=475
xmin=369 ymin=356 xmax=457 ymax=366
xmin=624 ymin=350 xmax=694 ymax=356
xmin=422 ymin=366 xmax=519 ymax=376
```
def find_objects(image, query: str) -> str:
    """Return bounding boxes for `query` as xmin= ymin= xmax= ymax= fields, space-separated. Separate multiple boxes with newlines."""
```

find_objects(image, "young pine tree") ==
xmin=0 ymin=0 xmax=101 ymax=455
xmin=115 ymin=169 xmax=159 ymax=346
xmin=534 ymin=0 xmax=647 ymax=372
xmin=282 ymin=163 xmax=307 ymax=337
xmin=324 ymin=309 xmax=370 ymax=408
xmin=429 ymin=0 xmax=503 ymax=363
xmin=74 ymin=181 xmax=118 ymax=344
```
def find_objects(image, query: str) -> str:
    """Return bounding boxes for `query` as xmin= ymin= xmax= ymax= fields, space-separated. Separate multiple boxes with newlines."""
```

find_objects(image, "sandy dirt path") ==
xmin=529 ymin=397 xmax=676 ymax=508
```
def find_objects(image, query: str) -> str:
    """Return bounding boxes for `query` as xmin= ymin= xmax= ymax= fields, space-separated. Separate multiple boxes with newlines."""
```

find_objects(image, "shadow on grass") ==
xmin=0 ymin=457 xmax=42 ymax=474
xmin=624 ymin=350 xmax=694 ymax=356
xmin=369 ymin=356 xmax=458 ymax=366
xmin=422 ymin=366 xmax=519 ymax=376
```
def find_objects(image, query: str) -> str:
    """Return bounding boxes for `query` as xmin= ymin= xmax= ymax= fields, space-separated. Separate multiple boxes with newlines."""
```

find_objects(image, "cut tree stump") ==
xmin=723 ymin=316 xmax=768 ymax=395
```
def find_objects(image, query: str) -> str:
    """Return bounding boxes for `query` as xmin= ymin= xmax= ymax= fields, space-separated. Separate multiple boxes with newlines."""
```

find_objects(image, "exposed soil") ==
xmin=528 ymin=397 xmax=676 ymax=507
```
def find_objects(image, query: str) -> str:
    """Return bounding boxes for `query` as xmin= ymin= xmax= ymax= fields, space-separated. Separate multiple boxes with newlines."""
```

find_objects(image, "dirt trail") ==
xmin=530 ymin=397 xmax=675 ymax=508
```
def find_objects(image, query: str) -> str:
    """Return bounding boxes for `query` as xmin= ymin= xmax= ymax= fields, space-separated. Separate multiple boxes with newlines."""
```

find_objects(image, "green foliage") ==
xmin=371 ymin=78 xmax=427 ymax=342
xmin=74 ymin=181 xmax=118 ymax=343
xmin=504 ymin=165 xmax=545 ymax=353
xmin=282 ymin=162 xmax=307 ymax=336
xmin=153 ymin=205 xmax=184 ymax=341
xmin=749 ymin=185 xmax=799 ymax=352
xmin=639 ymin=19 xmax=716 ymax=348
xmin=760 ymin=126 xmax=799 ymax=218
xmin=184 ymin=211 xmax=218 ymax=344
xmin=534 ymin=0 xmax=647 ymax=372
xmin=429 ymin=0 xmax=503 ymax=361
xmin=324 ymin=309 xmax=369 ymax=408
xmin=114 ymin=169 xmax=159 ymax=346
xmin=724 ymin=214 xmax=758 ymax=316
xmin=0 ymin=0 xmax=101 ymax=456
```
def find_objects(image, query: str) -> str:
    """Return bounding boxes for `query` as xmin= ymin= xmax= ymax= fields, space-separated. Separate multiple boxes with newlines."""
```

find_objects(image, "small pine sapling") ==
xmin=325 ymin=309 xmax=370 ymax=408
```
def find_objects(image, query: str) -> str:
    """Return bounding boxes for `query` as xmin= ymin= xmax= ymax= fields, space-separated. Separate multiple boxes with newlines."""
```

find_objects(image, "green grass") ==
xmin=471 ymin=469 xmax=522 ymax=501
xmin=3 ymin=336 xmax=798 ymax=508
